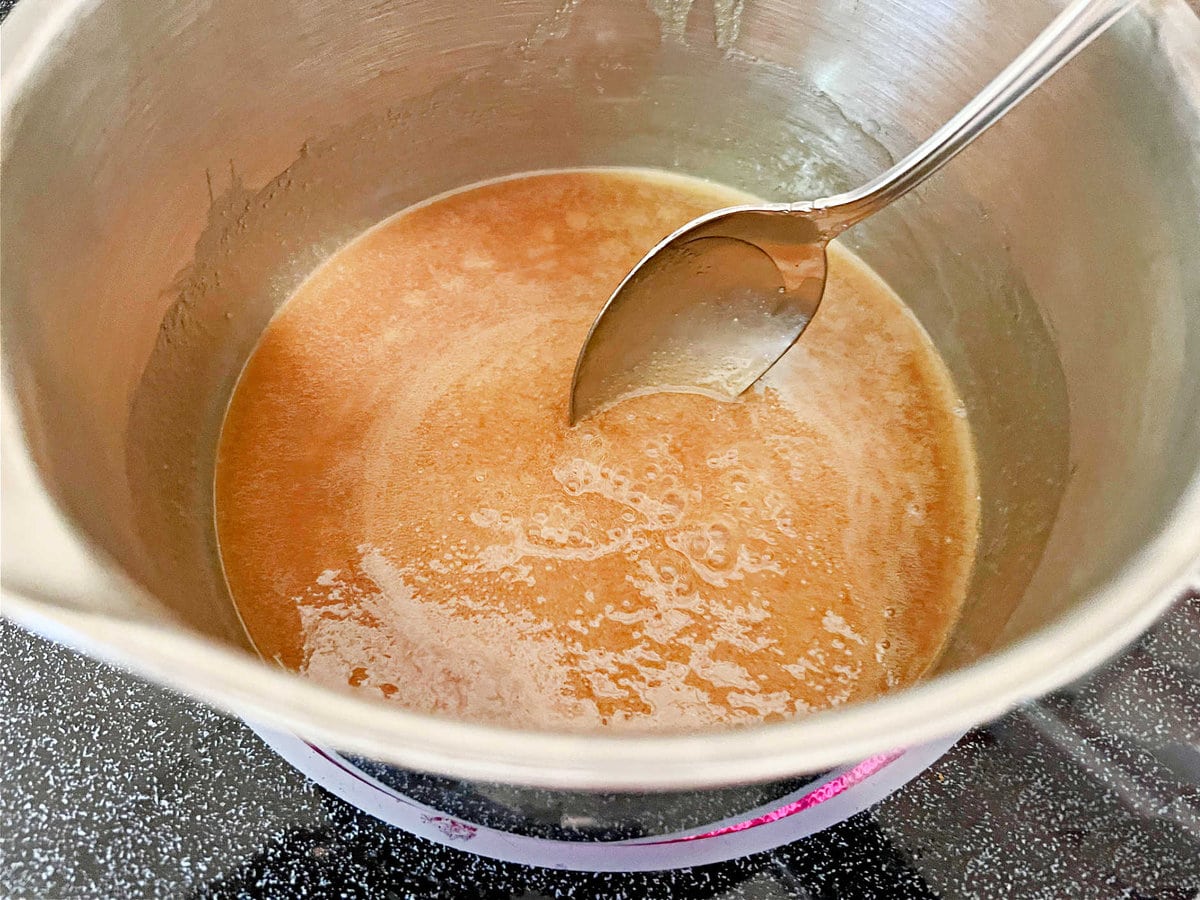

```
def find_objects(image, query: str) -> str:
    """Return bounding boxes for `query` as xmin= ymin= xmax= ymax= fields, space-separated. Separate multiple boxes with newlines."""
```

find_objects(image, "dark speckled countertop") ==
xmin=4 ymin=591 xmax=1198 ymax=899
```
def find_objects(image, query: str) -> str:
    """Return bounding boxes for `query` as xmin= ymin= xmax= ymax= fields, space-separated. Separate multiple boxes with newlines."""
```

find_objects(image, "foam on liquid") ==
xmin=215 ymin=169 xmax=979 ymax=733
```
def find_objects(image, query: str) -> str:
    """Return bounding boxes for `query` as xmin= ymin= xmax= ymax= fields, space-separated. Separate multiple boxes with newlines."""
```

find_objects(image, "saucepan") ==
xmin=3 ymin=0 xmax=1199 ymax=802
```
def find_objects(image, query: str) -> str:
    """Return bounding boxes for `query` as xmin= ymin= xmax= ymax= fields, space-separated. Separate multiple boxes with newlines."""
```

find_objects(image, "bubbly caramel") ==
xmin=215 ymin=169 xmax=978 ymax=732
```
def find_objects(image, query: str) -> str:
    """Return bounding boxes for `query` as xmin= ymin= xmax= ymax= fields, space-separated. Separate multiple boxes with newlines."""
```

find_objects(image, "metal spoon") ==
xmin=569 ymin=0 xmax=1133 ymax=424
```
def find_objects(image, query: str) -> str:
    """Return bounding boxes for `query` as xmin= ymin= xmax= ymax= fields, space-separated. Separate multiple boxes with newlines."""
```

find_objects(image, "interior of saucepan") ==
xmin=3 ymin=0 xmax=1199 ymax=736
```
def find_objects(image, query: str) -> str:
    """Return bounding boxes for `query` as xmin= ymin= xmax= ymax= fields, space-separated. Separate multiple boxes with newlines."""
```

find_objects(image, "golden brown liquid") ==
xmin=215 ymin=169 xmax=978 ymax=732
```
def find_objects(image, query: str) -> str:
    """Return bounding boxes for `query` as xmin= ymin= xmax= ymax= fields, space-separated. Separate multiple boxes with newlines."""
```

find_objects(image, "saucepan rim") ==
xmin=2 ymin=0 xmax=1198 ymax=790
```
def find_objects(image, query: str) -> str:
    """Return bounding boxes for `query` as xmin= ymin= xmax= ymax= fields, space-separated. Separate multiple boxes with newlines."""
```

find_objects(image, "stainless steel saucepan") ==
xmin=3 ymin=0 xmax=1199 ymax=790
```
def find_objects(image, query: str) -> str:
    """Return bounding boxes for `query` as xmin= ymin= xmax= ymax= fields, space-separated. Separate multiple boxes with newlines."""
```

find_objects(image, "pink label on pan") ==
xmin=648 ymin=750 xmax=905 ymax=844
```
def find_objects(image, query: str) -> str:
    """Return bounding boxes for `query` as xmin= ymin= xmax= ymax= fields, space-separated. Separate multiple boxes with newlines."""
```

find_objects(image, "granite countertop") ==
xmin=3 ymin=589 xmax=1198 ymax=899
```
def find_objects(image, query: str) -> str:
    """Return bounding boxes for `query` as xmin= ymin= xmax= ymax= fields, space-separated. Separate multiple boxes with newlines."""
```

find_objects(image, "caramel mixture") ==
xmin=215 ymin=169 xmax=978 ymax=732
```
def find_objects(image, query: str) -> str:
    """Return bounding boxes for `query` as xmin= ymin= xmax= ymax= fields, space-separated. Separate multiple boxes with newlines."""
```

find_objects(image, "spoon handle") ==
xmin=802 ymin=0 xmax=1135 ymax=230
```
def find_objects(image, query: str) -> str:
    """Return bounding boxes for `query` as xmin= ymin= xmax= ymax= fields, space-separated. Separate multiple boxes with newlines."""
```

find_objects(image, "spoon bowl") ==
xmin=569 ymin=206 xmax=828 ymax=423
